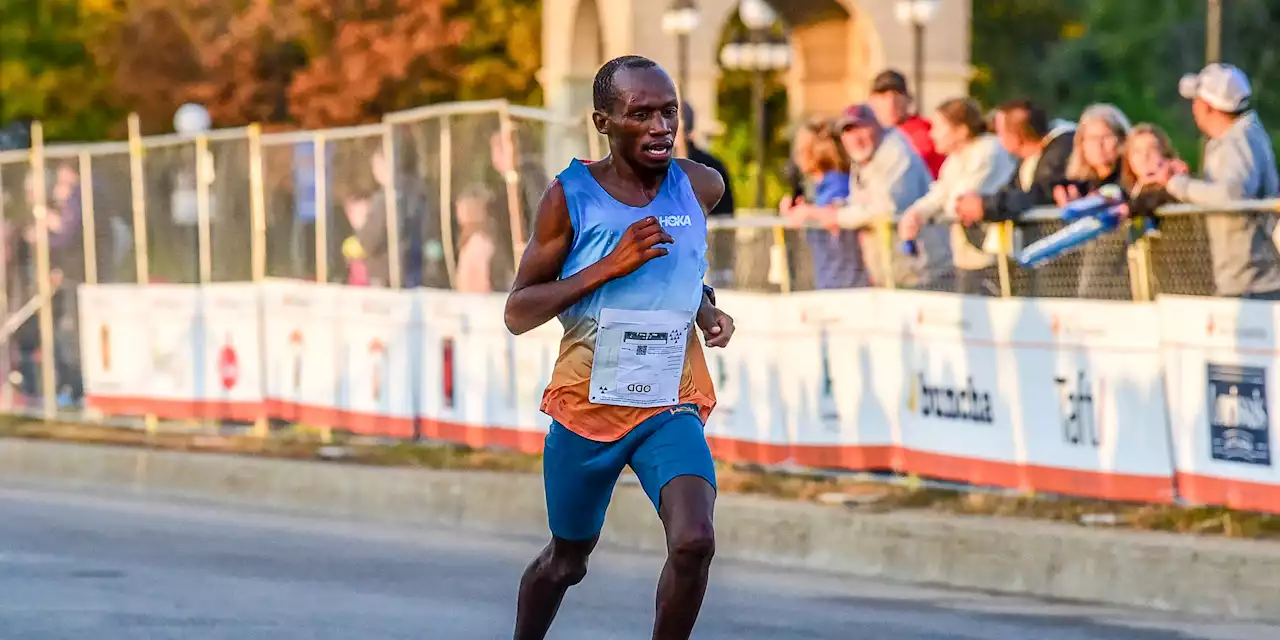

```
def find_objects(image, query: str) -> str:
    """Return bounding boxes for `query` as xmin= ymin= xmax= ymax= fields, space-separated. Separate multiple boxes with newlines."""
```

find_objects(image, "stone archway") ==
xmin=540 ymin=0 xmax=971 ymax=137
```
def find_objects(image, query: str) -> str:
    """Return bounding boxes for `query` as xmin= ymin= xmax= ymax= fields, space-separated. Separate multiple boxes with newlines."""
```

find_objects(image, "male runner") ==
xmin=504 ymin=55 xmax=734 ymax=640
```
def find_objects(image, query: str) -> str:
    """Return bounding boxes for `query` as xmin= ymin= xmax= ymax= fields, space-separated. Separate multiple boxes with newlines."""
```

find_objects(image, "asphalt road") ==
xmin=0 ymin=484 xmax=1275 ymax=640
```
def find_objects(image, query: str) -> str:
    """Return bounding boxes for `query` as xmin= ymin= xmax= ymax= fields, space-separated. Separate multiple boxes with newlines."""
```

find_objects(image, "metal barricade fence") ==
xmin=7 ymin=98 xmax=1275 ymax=434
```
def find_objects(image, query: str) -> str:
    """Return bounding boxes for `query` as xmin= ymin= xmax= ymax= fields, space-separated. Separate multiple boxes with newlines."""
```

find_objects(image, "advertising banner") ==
xmin=79 ymin=284 xmax=157 ymax=416
xmin=194 ymin=283 xmax=264 ymax=421
xmin=1160 ymin=295 xmax=1280 ymax=513
xmin=261 ymin=280 xmax=343 ymax=426
xmin=337 ymin=286 xmax=419 ymax=438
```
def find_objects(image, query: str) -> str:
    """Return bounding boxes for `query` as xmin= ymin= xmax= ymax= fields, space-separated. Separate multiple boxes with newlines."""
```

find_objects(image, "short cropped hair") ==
xmin=996 ymin=99 xmax=1050 ymax=141
xmin=593 ymin=55 xmax=660 ymax=113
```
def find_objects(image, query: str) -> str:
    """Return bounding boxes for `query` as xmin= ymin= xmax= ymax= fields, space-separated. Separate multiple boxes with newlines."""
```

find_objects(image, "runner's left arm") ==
xmin=678 ymin=159 xmax=735 ymax=349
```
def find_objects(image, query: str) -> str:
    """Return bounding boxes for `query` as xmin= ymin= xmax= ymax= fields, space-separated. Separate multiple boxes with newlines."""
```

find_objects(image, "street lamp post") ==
xmin=894 ymin=0 xmax=939 ymax=110
xmin=663 ymin=0 xmax=701 ymax=156
xmin=720 ymin=0 xmax=790 ymax=209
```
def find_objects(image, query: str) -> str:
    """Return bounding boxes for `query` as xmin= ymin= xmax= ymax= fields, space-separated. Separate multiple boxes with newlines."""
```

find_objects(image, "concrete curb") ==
xmin=2 ymin=438 xmax=1278 ymax=621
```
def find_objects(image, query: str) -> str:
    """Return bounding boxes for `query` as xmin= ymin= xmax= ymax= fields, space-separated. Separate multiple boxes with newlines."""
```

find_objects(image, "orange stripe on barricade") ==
xmin=1176 ymin=472 xmax=1280 ymax=514
xmin=88 ymin=395 xmax=263 ymax=424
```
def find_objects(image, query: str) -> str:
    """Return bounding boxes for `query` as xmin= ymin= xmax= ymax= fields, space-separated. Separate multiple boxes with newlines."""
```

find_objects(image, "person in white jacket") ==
xmin=898 ymin=97 xmax=1017 ymax=296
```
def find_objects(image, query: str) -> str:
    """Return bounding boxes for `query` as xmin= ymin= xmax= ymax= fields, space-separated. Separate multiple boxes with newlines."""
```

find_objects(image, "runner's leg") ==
xmin=628 ymin=407 xmax=718 ymax=640
xmin=514 ymin=420 xmax=631 ymax=640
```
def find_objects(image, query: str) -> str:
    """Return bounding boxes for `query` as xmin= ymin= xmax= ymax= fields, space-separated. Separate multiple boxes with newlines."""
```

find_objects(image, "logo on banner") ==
xmin=1055 ymin=370 xmax=1101 ymax=447
xmin=1050 ymin=314 xmax=1107 ymax=341
xmin=288 ymin=329 xmax=305 ymax=392
xmin=1205 ymin=314 xmax=1268 ymax=341
xmin=1206 ymin=363 xmax=1271 ymax=467
xmin=219 ymin=334 xmax=239 ymax=391
xmin=817 ymin=327 xmax=839 ymax=432
xmin=907 ymin=372 xmax=993 ymax=424
xmin=914 ymin=307 xmax=970 ymax=332
xmin=369 ymin=338 xmax=386 ymax=401
xmin=442 ymin=337 xmax=456 ymax=410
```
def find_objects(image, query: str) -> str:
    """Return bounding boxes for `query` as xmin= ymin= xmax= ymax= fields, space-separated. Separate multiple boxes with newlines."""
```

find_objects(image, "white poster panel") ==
xmin=703 ymin=292 xmax=787 ymax=465
xmin=337 ymin=287 xmax=418 ymax=438
xmin=143 ymin=285 xmax=202 ymax=415
xmin=894 ymin=291 xmax=1013 ymax=487
xmin=1000 ymin=298 xmax=1175 ymax=502
xmin=79 ymin=284 xmax=155 ymax=415
xmin=1160 ymin=295 xmax=1280 ymax=513
xmin=197 ymin=283 xmax=264 ymax=421
xmin=418 ymin=289 xmax=473 ymax=444
xmin=261 ymin=280 xmax=342 ymax=425
xmin=773 ymin=290 xmax=897 ymax=470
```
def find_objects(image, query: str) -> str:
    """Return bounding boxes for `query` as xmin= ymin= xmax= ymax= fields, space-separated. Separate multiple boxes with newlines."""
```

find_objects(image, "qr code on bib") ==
xmin=636 ymin=345 xmax=648 ymax=356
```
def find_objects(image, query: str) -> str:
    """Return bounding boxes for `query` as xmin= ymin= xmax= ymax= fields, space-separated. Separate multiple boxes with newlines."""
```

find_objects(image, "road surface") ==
xmin=0 ymin=483 xmax=1274 ymax=639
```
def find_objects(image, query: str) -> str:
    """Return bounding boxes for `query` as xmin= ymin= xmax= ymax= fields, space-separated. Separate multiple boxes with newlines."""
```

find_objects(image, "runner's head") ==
xmin=592 ymin=55 xmax=678 ymax=171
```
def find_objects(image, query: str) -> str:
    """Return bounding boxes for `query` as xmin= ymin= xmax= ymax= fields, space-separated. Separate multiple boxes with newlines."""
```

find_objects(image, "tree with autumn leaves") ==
xmin=2 ymin=0 xmax=540 ymax=139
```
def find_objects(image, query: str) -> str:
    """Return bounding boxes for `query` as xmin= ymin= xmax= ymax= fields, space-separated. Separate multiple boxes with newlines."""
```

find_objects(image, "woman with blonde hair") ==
xmin=1054 ymin=103 xmax=1133 ymax=299
xmin=898 ymin=97 xmax=1016 ymax=295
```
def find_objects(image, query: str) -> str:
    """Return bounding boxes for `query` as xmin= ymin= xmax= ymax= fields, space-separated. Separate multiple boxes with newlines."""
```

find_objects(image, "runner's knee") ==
xmin=668 ymin=522 xmax=715 ymax=567
xmin=545 ymin=546 xmax=591 ymax=587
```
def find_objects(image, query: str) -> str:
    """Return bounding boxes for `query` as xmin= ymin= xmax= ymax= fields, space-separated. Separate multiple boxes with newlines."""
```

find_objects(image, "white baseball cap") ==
xmin=1179 ymin=63 xmax=1252 ymax=113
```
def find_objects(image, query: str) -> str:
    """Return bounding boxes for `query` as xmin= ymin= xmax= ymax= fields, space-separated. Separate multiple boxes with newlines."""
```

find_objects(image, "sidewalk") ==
xmin=1 ymin=436 xmax=1278 ymax=621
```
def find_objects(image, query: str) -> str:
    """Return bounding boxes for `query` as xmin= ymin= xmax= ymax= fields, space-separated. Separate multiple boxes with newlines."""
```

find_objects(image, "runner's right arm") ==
xmin=504 ymin=180 xmax=672 ymax=335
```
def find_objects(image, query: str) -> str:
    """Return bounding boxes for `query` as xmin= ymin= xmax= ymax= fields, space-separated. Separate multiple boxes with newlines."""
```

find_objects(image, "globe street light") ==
xmin=894 ymin=0 xmax=939 ymax=109
xmin=720 ymin=0 xmax=790 ymax=209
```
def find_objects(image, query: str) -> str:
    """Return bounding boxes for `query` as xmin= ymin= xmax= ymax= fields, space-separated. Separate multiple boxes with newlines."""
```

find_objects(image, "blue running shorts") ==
xmin=542 ymin=404 xmax=717 ymax=541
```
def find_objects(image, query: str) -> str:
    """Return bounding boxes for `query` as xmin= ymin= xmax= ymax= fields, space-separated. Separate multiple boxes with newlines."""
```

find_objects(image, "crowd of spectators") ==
xmin=779 ymin=64 xmax=1280 ymax=301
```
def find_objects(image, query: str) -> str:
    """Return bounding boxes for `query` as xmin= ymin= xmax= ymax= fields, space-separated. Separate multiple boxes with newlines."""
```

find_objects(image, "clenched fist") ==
xmin=604 ymin=217 xmax=674 ymax=279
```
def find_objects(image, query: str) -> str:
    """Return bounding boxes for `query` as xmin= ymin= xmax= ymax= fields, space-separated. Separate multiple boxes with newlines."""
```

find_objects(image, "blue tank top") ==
xmin=540 ymin=159 xmax=715 ymax=442
xmin=556 ymin=159 xmax=708 ymax=330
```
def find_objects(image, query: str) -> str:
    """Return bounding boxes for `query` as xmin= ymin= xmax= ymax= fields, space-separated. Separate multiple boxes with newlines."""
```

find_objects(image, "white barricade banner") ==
xmin=772 ymin=290 xmax=897 ymax=470
xmin=80 ymin=284 xmax=156 ymax=415
xmin=196 ymin=283 xmax=264 ymax=421
xmin=338 ymin=287 xmax=419 ymax=438
xmin=1160 ymin=295 xmax=1280 ymax=513
xmin=261 ymin=280 xmax=343 ymax=425
xmin=895 ymin=291 xmax=1012 ymax=486
xmin=704 ymin=292 xmax=787 ymax=465
xmin=999 ymin=298 xmax=1174 ymax=503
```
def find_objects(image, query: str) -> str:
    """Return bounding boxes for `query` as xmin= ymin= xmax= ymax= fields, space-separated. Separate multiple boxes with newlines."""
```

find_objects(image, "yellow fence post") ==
xmin=30 ymin=123 xmax=58 ymax=421
xmin=1129 ymin=221 xmax=1156 ymax=302
xmin=439 ymin=117 xmax=457 ymax=288
xmin=381 ymin=125 xmax=402 ymax=290
xmin=498 ymin=102 xmax=526 ymax=269
xmin=195 ymin=134 xmax=213 ymax=285
xmin=247 ymin=124 xmax=269 ymax=438
xmin=127 ymin=114 xmax=158 ymax=436
xmin=314 ymin=133 xmax=328 ymax=284
xmin=996 ymin=220 xmax=1014 ymax=298
xmin=878 ymin=219 xmax=896 ymax=290
xmin=79 ymin=151 xmax=98 ymax=286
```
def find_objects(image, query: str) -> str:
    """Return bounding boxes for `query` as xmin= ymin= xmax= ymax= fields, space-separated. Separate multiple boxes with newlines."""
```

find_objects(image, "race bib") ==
xmin=589 ymin=308 xmax=691 ymax=408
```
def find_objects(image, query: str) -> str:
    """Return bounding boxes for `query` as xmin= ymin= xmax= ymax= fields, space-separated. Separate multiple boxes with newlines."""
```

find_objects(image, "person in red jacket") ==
xmin=868 ymin=70 xmax=945 ymax=179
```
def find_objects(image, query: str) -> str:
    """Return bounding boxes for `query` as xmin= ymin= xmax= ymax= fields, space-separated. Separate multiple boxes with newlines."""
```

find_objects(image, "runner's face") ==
xmin=605 ymin=67 xmax=679 ymax=170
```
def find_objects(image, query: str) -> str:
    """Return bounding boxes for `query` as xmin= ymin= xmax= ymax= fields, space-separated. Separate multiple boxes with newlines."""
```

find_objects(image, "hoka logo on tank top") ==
xmin=540 ymin=159 xmax=717 ymax=442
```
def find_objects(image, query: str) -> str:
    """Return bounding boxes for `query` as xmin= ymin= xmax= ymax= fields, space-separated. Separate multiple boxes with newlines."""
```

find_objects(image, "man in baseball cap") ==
xmin=868 ymin=70 xmax=945 ymax=178
xmin=1148 ymin=62 xmax=1280 ymax=299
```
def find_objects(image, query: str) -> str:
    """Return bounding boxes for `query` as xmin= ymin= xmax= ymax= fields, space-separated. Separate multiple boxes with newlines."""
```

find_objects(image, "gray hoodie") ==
xmin=836 ymin=129 xmax=937 ymax=287
xmin=1166 ymin=111 xmax=1280 ymax=297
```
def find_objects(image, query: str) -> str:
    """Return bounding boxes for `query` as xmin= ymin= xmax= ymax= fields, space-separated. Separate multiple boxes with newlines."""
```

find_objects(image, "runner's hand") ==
xmin=696 ymin=305 xmax=734 ymax=348
xmin=605 ymin=217 xmax=673 ymax=278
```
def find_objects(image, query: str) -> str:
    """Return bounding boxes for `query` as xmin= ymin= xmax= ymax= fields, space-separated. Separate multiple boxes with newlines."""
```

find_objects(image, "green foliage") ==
xmin=0 ymin=0 xmax=123 ymax=141
xmin=971 ymin=0 xmax=1280 ymax=163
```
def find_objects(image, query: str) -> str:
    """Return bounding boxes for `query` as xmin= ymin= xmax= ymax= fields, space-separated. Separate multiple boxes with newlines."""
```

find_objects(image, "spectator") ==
xmin=780 ymin=118 xmax=867 ymax=289
xmin=899 ymin=98 xmax=1016 ymax=296
xmin=1119 ymin=124 xmax=1183 ymax=220
xmin=486 ymin=128 xmax=548 ymax=289
xmin=350 ymin=147 xmax=427 ymax=288
xmin=1148 ymin=63 xmax=1280 ymax=300
xmin=1054 ymin=104 xmax=1132 ymax=299
xmin=682 ymin=103 xmax=736 ymax=287
xmin=341 ymin=195 xmax=373 ymax=286
xmin=454 ymin=184 xmax=500 ymax=293
xmin=794 ymin=104 xmax=933 ymax=288
xmin=955 ymin=99 xmax=1075 ymax=226
xmin=868 ymin=70 xmax=946 ymax=179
